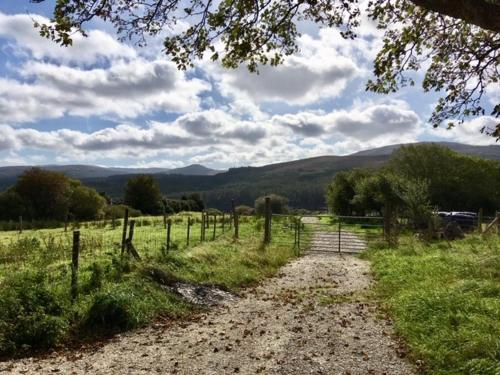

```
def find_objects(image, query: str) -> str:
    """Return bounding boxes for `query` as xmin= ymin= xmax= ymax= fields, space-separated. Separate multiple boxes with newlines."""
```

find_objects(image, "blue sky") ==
xmin=0 ymin=1 xmax=497 ymax=169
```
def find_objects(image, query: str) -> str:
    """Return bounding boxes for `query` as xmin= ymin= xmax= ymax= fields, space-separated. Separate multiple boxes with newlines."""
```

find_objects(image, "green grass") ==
xmin=0 ymin=213 xmax=297 ymax=358
xmin=364 ymin=234 xmax=500 ymax=375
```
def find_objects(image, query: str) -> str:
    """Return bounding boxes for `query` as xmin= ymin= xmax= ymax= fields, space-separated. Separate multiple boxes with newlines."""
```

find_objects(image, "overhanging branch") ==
xmin=409 ymin=0 xmax=500 ymax=32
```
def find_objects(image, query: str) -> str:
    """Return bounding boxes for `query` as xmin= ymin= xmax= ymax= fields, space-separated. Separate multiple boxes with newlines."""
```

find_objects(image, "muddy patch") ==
xmin=174 ymin=282 xmax=238 ymax=306
xmin=143 ymin=266 xmax=237 ymax=306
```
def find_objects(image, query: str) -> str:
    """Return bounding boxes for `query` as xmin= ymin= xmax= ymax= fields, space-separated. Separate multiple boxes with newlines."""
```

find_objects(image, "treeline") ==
xmin=0 ymin=169 xmax=207 ymax=223
xmin=0 ymin=168 xmax=106 ymax=222
xmin=326 ymin=144 xmax=500 ymax=225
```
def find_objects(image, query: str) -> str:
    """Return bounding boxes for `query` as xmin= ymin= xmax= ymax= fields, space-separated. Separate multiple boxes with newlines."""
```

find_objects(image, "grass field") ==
xmin=0 ymin=213 xmax=298 ymax=357
xmin=364 ymin=234 xmax=500 ymax=375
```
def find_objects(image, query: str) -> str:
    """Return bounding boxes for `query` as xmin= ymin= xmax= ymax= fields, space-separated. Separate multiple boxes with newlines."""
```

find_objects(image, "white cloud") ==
xmin=0 ymin=12 xmax=136 ymax=65
xmin=429 ymin=116 xmax=498 ymax=145
xmin=0 ymin=101 xmax=425 ymax=166
xmin=271 ymin=101 xmax=422 ymax=145
xmin=0 ymin=59 xmax=210 ymax=123
xmin=203 ymin=28 xmax=369 ymax=106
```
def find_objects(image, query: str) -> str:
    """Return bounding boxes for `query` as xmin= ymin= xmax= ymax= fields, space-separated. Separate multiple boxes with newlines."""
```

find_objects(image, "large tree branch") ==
xmin=409 ymin=0 xmax=500 ymax=32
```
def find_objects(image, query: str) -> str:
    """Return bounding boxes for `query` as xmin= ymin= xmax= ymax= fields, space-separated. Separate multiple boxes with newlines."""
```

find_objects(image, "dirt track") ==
xmin=1 ymin=231 xmax=414 ymax=375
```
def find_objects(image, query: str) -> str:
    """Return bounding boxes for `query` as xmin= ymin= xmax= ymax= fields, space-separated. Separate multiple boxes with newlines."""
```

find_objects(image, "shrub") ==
xmin=255 ymin=194 xmax=289 ymax=216
xmin=84 ymin=290 xmax=136 ymax=332
xmin=0 ymin=271 xmax=68 ymax=355
xmin=235 ymin=205 xmax=254 ymax=216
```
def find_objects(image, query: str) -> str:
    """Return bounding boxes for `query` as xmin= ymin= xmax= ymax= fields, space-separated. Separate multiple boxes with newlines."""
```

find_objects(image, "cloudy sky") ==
xmin=0 ymin=2 xmax=497 ymax=169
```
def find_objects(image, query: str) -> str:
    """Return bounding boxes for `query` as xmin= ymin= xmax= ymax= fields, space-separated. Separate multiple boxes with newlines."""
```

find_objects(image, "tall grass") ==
xmin=365 ymin=235 xmax=500 ymax=375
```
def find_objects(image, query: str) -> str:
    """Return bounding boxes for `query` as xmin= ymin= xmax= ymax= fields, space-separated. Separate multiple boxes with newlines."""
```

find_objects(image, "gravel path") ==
xmin=1 ymin=230 xmax=414 ymax=375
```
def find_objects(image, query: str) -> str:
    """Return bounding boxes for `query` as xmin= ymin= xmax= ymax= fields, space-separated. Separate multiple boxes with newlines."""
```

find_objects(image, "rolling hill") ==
xmin=1 ymin=142 xmax=499 ymax=210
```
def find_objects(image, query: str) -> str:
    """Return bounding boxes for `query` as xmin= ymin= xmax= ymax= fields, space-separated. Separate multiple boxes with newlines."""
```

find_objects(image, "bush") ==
xmin=235 ymin=205 xmax=254 ymax=216
xmin=0 ymin=271 xmax=68 ymax=355
xmin=254 ymin=194 xmax=289 ymax=216
xmin=85 ymin=290 xmax=136 ymax=332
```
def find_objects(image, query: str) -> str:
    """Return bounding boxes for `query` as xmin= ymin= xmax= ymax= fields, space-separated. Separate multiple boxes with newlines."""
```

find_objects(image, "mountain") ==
xmin=0 ymin=142 xmax=498 ymax=210
xmin=0 ymin=163 xmax=223 ymax=181
xmin=351 ymin=142 xmax=500 ymax=160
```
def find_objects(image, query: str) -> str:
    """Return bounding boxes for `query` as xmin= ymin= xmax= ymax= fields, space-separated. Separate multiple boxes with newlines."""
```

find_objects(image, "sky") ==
xmin=0 ymin=1 xmax=498 ymax=169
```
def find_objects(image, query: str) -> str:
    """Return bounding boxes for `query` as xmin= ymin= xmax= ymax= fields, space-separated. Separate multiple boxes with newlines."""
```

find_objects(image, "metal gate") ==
xmin=271 ymin=214 xmax=384 ymax=253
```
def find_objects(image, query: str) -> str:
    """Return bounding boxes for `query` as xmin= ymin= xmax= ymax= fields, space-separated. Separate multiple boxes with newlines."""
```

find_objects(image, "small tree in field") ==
xmin=353 ymin=172 xmax=403 ymax=244
xmin=398 ymin=179 xmax=433 ymax=230
xmin=124 ymin=175 xmax=163 ymax=215
xmin=255 ymin=194 xmax=288 ymax=216
xmin=70 ymin=185 xmax=107 ymax=220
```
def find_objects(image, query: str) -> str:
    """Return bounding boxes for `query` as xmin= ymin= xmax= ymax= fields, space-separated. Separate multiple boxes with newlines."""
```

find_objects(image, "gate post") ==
xmin=264 ymin=197 xmax=272 ymax=244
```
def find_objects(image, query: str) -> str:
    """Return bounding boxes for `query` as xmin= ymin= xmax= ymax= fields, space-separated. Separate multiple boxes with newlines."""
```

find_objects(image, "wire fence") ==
xmin=0 ymin=212 xmax=247 ymax=286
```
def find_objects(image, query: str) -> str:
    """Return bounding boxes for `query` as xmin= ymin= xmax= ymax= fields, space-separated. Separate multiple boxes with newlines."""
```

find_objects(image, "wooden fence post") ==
xmin=338 ymin=219 xmax=341 ymax=253
xmin=201 ymin=212 xmax=205 ymax=241
xmin=163 ymin=214 xmax=167 ymax=229
xmin=294 ymin=218 xmax=298 ymax=248
xmin=125 ymin=220 xmax=141 ymax=260
xmin=187 ymin=218 xmax=191 ymax=246
xmin=478 ymin=208 xmax=483 ymax=232
xmin=212 ymin=215 xmax=217 ymax=240
xmin=264 ymin=197 xmax=272 ymax=244
xmin=297 ymin=217 xmax=301 ymax=249
xmin=121 ymin=208 xmax=129 ymax=255
xmin=71 ymin=230 xmax=80 ymax=301
xmin=232 ymin=200 xmax=239 ymax=239
xmin=166 ymin=219 xmax=172 ymax=252
xmin=128 ymin=220 xmax=135 ymax=243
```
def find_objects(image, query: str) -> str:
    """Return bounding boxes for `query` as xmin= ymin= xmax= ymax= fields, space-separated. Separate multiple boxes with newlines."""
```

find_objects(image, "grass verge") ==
xmin=363 ymin=234 xmax=500 ymax=375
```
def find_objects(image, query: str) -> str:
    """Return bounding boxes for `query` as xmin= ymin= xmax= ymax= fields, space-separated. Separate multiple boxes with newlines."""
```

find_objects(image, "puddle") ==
xmin=174 ymin=282 xmax=238 ymax=306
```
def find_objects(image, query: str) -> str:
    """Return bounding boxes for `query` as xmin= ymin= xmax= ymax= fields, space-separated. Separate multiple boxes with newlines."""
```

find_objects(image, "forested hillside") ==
xmin=82 ymin=155 xmax=389 ymax=210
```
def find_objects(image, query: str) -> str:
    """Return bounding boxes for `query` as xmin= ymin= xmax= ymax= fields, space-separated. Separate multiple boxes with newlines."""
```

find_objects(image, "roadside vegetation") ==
xmin=0 ymin=213 xmax=297 ymax=358
xmin=364 ymin=234 xmax=500 ymax=375
xmin=327 ymin=144 xmax=500 ymax=219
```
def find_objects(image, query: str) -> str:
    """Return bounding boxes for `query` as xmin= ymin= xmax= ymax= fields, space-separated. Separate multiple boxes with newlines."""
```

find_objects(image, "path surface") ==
xmin=1 ymin=228 xmax=414 ymax=375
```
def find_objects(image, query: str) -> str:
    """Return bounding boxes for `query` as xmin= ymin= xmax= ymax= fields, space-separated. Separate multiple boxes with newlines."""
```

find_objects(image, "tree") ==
xmin=398 ymin=179 xmax=432 ymax=229
xmin=14 ymin=168 xmax=71 ymax=220
xmin=70 ymin=185 xmax=106 ymax=220
xmin=32 ymin=0 xmax=500 ymax=137
xmin=389 ymin=144 xmax=500 ymax=213
xmin=326 ymin=169 xmax=373 ymax=215
xmin=0 ymin=190 xmax=26 ymax=221
xmin=124 ymin=175 xmax=163 ymax=215
xmin=255 ymin=194 xmax=288 ymax=215
xmin=186 ymin=193 xmax=205 ymax=211
xmin=326 ymin=172 xmax=355 ymax=216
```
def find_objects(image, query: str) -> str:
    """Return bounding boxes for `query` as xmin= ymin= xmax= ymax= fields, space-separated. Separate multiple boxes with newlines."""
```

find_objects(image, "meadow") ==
xmin=364 ymin=234 xmax=500 ymax=375
xmin=0 ymin=212 xmax=298 ymax=357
